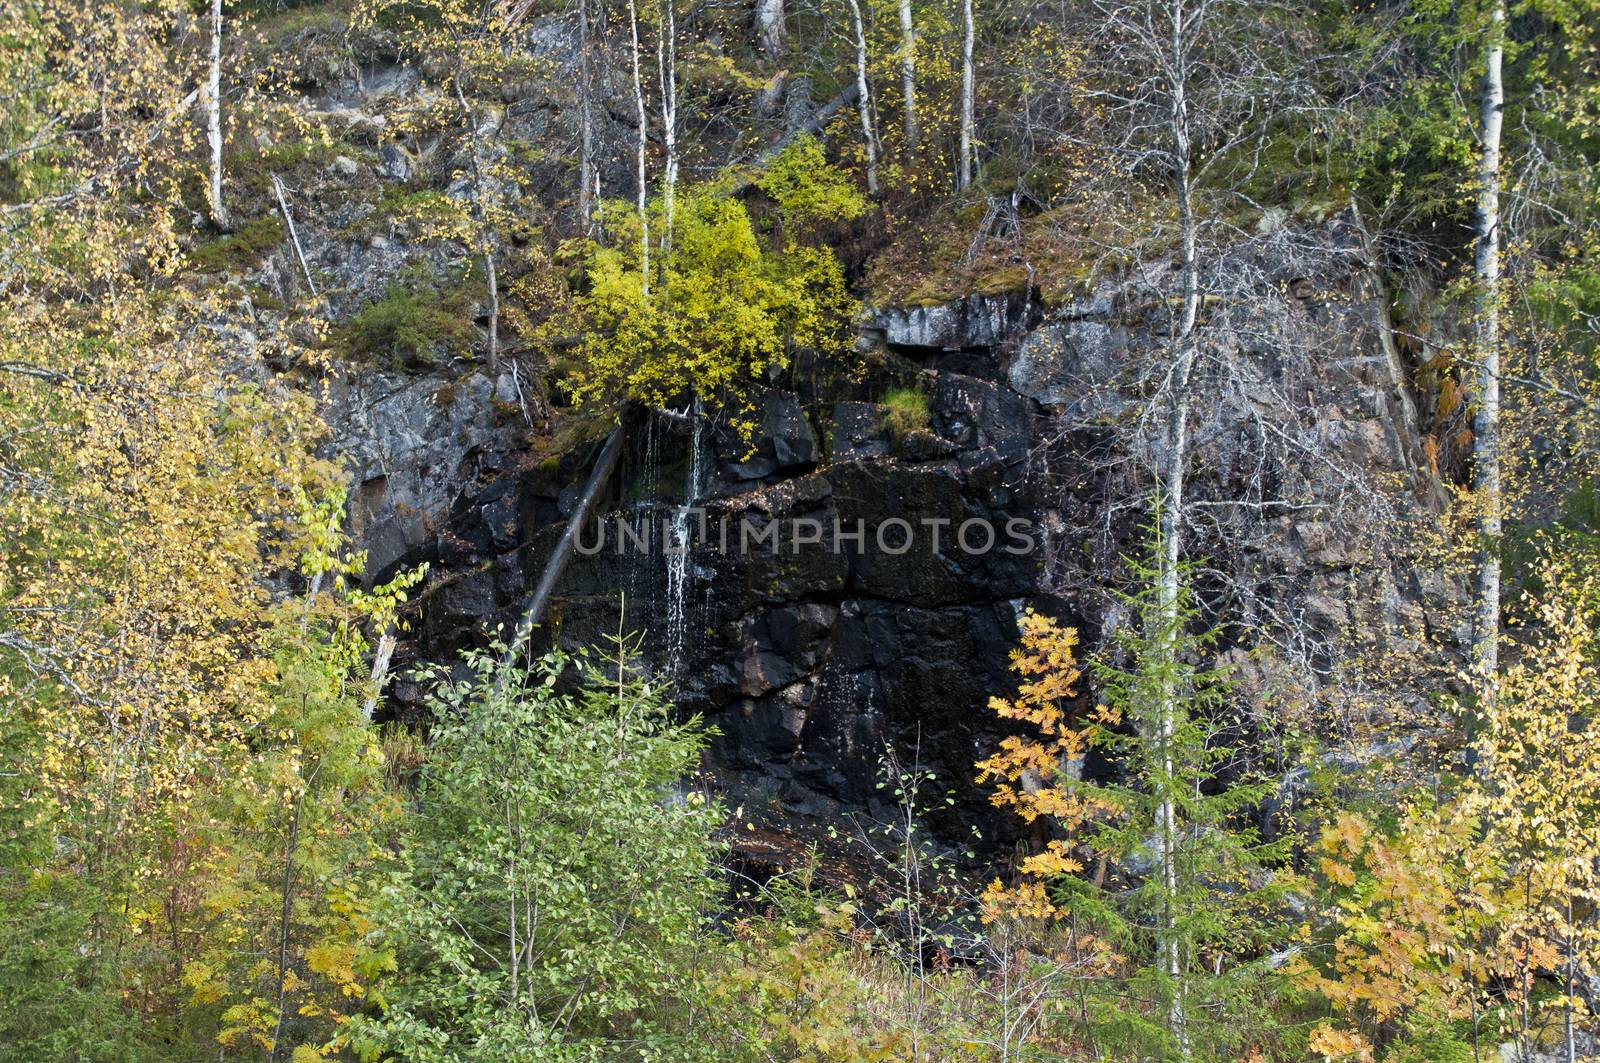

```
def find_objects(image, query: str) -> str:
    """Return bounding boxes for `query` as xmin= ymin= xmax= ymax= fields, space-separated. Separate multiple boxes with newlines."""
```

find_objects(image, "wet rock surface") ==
xmin=332 ymin=220 xmax=1448 ymax=850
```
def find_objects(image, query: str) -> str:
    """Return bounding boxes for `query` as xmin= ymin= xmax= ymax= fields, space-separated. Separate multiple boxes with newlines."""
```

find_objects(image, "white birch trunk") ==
xmin=271 ymin=175 xmax=317 ymax=296
xmin=754 ymin=0 xmax=785 ymax=60
xmin=361 ymin=630 xmax=397 ymax=721
xmin=657 ymin=0 xmax=679 ymax=249
xmin=484 ymin=250 xmax=500 ymax=373
xmin=205 ymin=0 xmax=229 ymax=230
xmin=627 ymin=0 xmax=651 ymax=292
xmin=957 ymin=0 xmax=975 ymax=189
xmin=845 ymin=0 xmax=880 ymax=195
xmin=1154 ymin=0 xmax=1200 ymax=1047
xmin=898 ymin=0 xmax=918 ymax=148
xmin=1472 ymin=0 xmax=1505 ymax=687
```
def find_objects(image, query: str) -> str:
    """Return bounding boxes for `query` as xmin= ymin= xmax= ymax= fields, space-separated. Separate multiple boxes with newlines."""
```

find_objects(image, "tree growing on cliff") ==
xmin=563 ymin=155 xmax=859 ymax=420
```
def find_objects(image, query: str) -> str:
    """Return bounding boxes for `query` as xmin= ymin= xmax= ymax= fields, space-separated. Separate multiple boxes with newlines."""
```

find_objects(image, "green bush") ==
xmin=343 ymin=271 xmax=476 ymax=370
xmin=347 ymin=638 xmax=725 ymax=1061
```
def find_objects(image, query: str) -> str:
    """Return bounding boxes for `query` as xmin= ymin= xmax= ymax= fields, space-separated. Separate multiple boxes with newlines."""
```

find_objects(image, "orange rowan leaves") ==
xmin=975 ymin=609 xmax=1118 ymax=922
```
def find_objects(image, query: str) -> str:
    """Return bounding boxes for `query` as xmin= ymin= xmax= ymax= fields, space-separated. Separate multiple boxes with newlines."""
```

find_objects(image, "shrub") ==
xmin=755 ymin=136 xmax=868 ymax=240
xmin=189 ymin=213 xmax=285 ymax=273
xmin=343 ymin=271 xmax=476 ymax=370
xmin=348 ymin=637 xmax=725 ymax=1060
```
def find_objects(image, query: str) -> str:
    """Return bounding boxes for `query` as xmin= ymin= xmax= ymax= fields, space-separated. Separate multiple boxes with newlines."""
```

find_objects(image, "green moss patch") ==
xmin=190 ymin=214 xmax=286 ymax=274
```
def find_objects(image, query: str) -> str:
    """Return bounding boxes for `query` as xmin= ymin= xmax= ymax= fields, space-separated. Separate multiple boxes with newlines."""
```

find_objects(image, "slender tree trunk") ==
xmin=271 ymin=175 xmax=318 ymax=296
xmin=361 ymin=630 xmax=397 ymax=721
xmin=1472 ymin=0 xmax=1505 ymax=689
xmin=205 ymin=0 xmax=230 ymax=230
xmin=268 ymin=789 xmax=303 ymax=1063
xmin=1566 ymin=895 xmax=1577 ymax=1063
xmin=498 ymin=425 xmax=625 ymax=684
xmin=1152 ymin=6 xmax=1200 ymax=1047
xmin=657 ymin=0 xmax=679 ymax=249
xmin=957 ymin=0 xmax=975 ymax=189
xmin=627 ymin=0 xmax=650 ymax=291
xmin=754 ymin=0 xmax=785 ymax=60
xmin=845 ymin=0 xmax=879 ymax=195
xmin=484 ymin=250 xmax=500 ymax=372
xmin=577 ymin=0 xmax=595 ymax=231
xmin=898 ymin=0 xmax=918 ymax=148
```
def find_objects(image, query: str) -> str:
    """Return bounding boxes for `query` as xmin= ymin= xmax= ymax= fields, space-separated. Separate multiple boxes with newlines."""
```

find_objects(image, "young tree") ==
xmin=1085 ymin=544 xmax=1288 ymax=1059
xmin=657 ymin=0 xmax=681 ymax=247
xmin=1471 ymin=0 xmax=1507 ymax=691
xmin=349 ymin=636 xmax=723 ymax=1059
xmin=979 ymin=534 xmax=1289 ymax=1059
xmin=205 ymin=0 xmax=230 ymax=230
xmin=898 ymin=0 xmax=919 ymax=148
xmin=957 ymin=0 xmax=975 ymax=189
xmin=576 ymin=0 xmax=598 ymax=230
xmin=628 ymin=0 xmax=652 ymax=289
xmin=1303 ymin=547 xmax=1600 ymax=1059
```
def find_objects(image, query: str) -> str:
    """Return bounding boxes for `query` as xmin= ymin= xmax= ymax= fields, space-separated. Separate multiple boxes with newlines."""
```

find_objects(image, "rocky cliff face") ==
xmin=325 ymin=214 xmax=1448 ymax=855
xmin=214 ymin=15 xmax=1449 ymax=857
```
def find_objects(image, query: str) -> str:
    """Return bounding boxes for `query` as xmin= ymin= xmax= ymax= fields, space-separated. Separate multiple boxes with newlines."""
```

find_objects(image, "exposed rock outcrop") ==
xmin=341 ymin=215 xmax=1449 ymax=851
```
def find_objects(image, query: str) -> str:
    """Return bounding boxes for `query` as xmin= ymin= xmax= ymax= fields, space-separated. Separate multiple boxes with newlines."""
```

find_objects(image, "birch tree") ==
xmin=844 ymin=0 xmax=880 ymax=195
xmin=657 ymin=0 xmax=680 ymax=247
xmin=754 ymin=0 xmax=785 ymax=60
xmin=1471 ymin=0 xmax=1506 ymax=689
xmin=898 ymin=0 xmax=918 ymax=148
xmin=957 ymin=0 xmax=975 ymax=189
xmin=204 ymin=0 xmax=229 ymax=230
xmin=1068 ymin=0 xmax=1315 ymax=1048
xmin=576 ymin=0 xmax=597 ymax=230
xmin=628 ymin=0 xmax=651 ymax=290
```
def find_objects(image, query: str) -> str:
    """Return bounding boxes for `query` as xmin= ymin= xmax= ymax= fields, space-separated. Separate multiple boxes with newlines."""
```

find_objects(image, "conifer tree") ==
xmin=980 ymin=528 xmax=1289 ymax=1060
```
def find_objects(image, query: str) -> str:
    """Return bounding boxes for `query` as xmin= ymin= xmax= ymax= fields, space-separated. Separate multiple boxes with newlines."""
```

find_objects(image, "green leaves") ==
xmin=353 ymin=636 xmax=724 ymax=1060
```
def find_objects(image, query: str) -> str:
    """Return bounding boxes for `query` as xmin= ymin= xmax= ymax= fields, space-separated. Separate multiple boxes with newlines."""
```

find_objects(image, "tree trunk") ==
xmin=627 ymin=0 xmax=651 ymax=291
xmin=957 ymin=0 xmax=975 ymax=190
xmin=577 ymin=0 xmax=595 ymax=231
xmin=205 ymin=0 xmax=230 ymax=230
xmin=657 ymin=0 xmax=679 ymax=249
xmin=898 ymin=0 xmax=918 ymax=148
xmin=1472 ymin=0 xmax=1505 ymax=689
xmin=267 ymin=789 xmax=303 ymax=1063
xmin=1153 ymin=7 xmax=1201 ymax=1047
xmin=271 ymin=175 xmax=318 ymax=297
xmin=484 ymin=251 xmax=500 ymax=373
xmin=498 ymin=425 xmax=625 ymax=682
xmin=754 ymin=0 xmax=785 ymax=60
xmin=845 ymin=0 xmax=880 ymax=195
xmin=454 ymin=75 xmax=500 ymax=374
xmin=361 ymin=630 xmax=397 ymax=721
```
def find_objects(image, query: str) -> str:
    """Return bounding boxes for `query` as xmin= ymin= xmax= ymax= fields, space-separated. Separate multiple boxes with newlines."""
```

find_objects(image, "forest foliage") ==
xmin=3 ymin=0 xmax=1600 ymax=1058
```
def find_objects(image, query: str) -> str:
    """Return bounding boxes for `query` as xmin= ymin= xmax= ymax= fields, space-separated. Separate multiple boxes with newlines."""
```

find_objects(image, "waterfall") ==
xmin=665 ymin=404 xmax=706 ymax=675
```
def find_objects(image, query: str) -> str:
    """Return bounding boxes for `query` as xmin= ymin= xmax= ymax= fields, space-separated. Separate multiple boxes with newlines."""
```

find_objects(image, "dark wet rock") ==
xmin=323 ymin=214 xmax=1456 ymax=856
